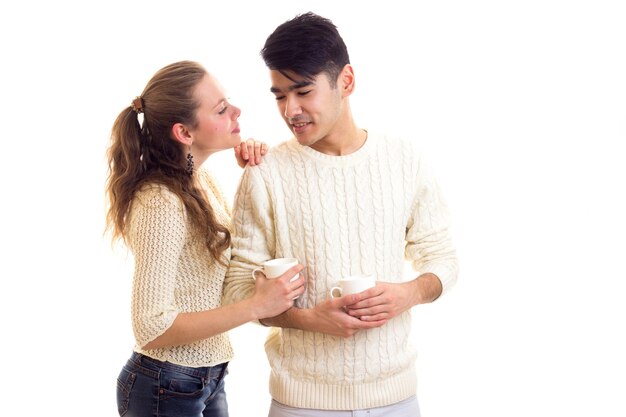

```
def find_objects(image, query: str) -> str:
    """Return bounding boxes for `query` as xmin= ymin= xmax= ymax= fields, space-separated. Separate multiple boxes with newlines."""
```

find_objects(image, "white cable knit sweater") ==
xmin=127 ymin=168 xmax=234 ymax=367
xmin=224 ymin=131 xmax=458 ymax=410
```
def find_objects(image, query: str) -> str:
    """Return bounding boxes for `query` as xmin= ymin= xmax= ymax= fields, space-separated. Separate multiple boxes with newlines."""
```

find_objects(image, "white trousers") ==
xmin=268 ymin=396 xmax=421 ymax=417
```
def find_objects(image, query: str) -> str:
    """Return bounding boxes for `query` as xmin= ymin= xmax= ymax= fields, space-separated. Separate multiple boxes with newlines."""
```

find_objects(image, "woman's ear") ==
xmin=171 ymin=123 xmax=193 ymax=146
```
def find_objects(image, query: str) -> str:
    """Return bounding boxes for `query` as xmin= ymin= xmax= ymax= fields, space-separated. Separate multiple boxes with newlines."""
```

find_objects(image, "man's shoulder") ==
xmin=262 ymin=138 xmax=298 ymax=165
xmin=269 ymin=138 xmax=296 ymax=153
xmin=239 ymin=138 xmax=295 ymax=183
xmin=370 ymin=131 xmax=421 ymax=156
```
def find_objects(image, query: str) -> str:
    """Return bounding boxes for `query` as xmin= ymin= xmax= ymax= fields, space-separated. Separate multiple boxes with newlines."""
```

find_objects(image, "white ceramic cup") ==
xmin=330 ymin=275 xmax=376 ymax=298
xmin=252 ymin=257 xmax=300 ymax=282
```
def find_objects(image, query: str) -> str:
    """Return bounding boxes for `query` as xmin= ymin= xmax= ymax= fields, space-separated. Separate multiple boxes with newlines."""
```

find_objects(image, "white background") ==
xmin=1 ymin=1 xmax=625 ymax=416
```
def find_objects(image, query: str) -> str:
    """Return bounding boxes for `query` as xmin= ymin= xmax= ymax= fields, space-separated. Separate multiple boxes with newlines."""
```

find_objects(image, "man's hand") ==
xmin=303 ymin=293 xmax=388 ymax=337
xmin=346 ymin=274 xmax=443 ymax=322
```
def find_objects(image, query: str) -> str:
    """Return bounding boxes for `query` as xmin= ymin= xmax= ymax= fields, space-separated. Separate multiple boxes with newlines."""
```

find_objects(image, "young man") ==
xmin=224 ymin=12 xmax=458 ymax=417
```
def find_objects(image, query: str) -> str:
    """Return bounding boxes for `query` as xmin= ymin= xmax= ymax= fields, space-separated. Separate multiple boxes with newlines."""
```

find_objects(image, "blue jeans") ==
xmin=116 ymin=352 xmax=229 ymax=417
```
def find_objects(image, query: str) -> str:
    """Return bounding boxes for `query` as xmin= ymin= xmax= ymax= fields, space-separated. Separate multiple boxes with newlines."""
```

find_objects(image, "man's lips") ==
xmin=291 ymin=121 xmax=309 ymax=133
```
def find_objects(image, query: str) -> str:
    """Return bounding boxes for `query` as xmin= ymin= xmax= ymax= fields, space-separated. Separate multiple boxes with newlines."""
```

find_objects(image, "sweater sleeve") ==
xmin=223 ymin=166 xmax=275 ymax=305
xmin=128 ymin=188 xmax=186 ymax=348
xmin=404 ymin=155 xmax=459 ymax=295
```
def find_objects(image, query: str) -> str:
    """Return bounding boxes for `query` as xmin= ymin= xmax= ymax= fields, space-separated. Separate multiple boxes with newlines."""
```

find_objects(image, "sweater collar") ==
xmin=290 ymin=130 xmax=373 ymax=167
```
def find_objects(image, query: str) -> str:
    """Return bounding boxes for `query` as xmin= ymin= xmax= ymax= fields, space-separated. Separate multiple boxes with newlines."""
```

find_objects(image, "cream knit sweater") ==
xmin=224 ymin=132 xmax=458 ymax=410
xmin=127 ymin=168 xmax=234 ymax=367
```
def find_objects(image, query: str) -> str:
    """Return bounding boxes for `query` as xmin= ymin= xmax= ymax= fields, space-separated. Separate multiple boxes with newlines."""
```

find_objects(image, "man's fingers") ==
xmin=334 ymin=292 xmax=366 ymax=308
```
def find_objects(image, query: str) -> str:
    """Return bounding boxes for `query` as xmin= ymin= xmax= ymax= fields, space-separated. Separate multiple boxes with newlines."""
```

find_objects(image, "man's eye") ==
xmin=274 ymin=95 xmax=286 ymax=101
xmin=298 ymin=90 xmax=311 ymax=96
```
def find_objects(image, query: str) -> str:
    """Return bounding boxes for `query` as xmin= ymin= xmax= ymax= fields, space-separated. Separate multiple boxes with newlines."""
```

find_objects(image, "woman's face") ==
xmin=188 ymin=74 xmax=242 ymax=156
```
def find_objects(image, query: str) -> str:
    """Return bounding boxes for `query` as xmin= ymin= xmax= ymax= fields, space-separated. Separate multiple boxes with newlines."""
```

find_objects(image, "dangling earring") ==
xmin=186 ymin=149 xmax=194 ymax=176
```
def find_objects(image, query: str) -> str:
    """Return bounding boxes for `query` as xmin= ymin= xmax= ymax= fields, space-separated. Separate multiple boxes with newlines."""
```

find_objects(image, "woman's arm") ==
xmin=143 ymin=266 xmax=305 ymax=349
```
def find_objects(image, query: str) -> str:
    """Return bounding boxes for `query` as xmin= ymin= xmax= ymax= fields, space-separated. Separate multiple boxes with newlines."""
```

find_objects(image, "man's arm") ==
xmin=223 ymin=166 xmax=276 ymax=306
xmin=346 ymin=272 xmax=443 ymax=322
xmin=404 ymin=154 xmax=459 ymax=295
xmin=347 ymin=153 xmax=457 ymax=321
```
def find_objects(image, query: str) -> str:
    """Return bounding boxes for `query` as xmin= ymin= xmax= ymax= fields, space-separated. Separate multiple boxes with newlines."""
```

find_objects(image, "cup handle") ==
xmin=252 ymin=268 xmax=264 ymax=280
xmin=330 ymin=287 xmax=342 ymax=298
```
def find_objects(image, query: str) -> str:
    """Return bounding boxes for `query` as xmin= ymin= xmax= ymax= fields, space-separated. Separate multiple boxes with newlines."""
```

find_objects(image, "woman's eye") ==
xmin=218 ymin=106 xmax=228 ymax=115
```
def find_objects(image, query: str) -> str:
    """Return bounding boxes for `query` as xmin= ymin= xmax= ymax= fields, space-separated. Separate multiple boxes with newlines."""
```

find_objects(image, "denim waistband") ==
xmin=129 ymin=352 xmax=228 ymax=379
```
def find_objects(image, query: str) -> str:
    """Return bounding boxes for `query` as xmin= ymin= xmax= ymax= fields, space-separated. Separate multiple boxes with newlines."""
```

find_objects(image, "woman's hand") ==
xmin=234 ymin=138 xmax=268 ymax=168
xmin=249 ymin=264 xmax=306 ymax=319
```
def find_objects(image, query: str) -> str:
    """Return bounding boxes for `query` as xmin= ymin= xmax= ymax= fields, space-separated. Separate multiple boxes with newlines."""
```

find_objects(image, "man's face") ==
xmin=269 ymin=70 xmax=343 ymax=148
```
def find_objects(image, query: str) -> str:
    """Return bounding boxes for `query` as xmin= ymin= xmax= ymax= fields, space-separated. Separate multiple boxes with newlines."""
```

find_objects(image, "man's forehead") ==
xmin=270 ymin=71 xmax=317 ymax=92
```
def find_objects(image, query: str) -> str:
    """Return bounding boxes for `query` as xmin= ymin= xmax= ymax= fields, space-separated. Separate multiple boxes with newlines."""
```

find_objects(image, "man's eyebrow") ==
xmin=270 ymin=80 xmax=314 ymax=94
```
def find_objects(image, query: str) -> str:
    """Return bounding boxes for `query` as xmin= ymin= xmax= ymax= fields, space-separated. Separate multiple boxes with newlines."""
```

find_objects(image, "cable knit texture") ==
xmin=127 ymin=168 xmax=234 ymax=367
xmin=224 ymin=132 xmax=458 ymax=410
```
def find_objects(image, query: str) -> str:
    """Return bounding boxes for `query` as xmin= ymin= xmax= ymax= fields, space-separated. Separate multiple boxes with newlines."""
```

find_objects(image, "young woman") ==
xmin=106 ymin=60 xmax=305 ymax=417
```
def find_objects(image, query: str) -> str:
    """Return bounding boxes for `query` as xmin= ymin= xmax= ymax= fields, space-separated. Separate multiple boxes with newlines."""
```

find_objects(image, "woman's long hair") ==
xmin=105 ymin=60 xmax=230 ymax=263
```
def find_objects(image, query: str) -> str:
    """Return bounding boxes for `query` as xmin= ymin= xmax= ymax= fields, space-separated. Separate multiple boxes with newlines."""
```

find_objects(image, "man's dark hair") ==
xmin=261 ymin=12 xmax=350 ymax=87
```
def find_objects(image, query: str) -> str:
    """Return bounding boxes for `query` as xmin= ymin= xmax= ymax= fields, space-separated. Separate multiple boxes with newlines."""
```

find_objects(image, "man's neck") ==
xmin=310 ymin=126 xmax=367 ymax=156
